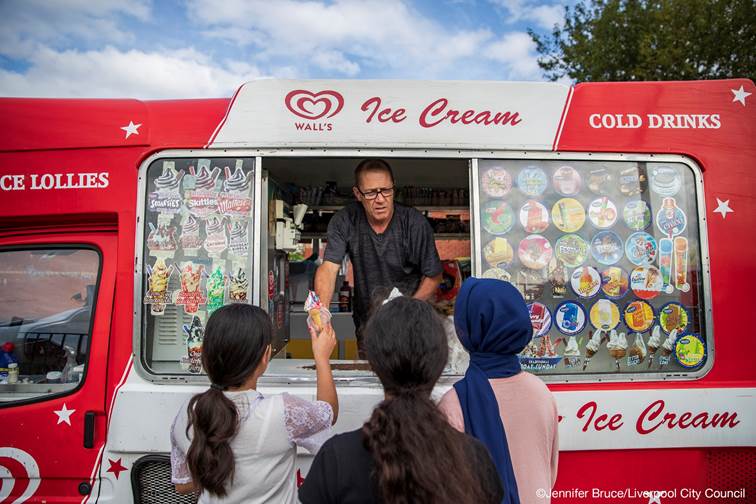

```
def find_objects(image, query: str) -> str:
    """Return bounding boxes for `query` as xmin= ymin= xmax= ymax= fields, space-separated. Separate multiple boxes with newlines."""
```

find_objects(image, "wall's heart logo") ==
xmin=285 ymin=90 xmax=344 ymax=120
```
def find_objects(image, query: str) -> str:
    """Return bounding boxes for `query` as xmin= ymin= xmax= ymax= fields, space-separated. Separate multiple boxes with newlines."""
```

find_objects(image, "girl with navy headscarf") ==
xmin=438 ymin=278 xmax=560 ymax=504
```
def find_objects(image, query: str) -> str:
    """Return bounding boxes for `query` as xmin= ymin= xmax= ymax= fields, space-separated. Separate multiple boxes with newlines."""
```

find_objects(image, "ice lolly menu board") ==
xmin=476 ymin=159 xmax=708 ymax=378
xmin=140 ymin=158 xmax=255 ymax=374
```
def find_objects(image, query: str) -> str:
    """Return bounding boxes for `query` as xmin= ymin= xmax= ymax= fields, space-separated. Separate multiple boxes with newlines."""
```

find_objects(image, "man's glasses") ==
xmin=356 ymin=186 xmax=394 ymax=200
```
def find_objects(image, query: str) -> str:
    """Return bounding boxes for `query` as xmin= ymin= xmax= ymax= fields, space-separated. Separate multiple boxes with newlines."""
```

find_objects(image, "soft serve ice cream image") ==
xmin=582 ymin=329 xmax=606 ymax=370
xmin=646 ymin=325 xmax=667 ymax=368
xmin=563 ymin=336 xmax=581 ymax=367
xmin=658 ymin=329 xmax=680 ymax=368
xmin=606 ymin=329 xmax=628 ymax=371
xmin=627 ymin=333 xmax=648 ymax=366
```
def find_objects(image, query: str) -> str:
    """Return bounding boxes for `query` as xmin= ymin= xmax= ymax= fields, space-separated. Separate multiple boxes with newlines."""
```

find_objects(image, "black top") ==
xmin=323 ymin=203 xmax=442 ymax=328
xmin=298 ymin=428 xmax=504 ymax=504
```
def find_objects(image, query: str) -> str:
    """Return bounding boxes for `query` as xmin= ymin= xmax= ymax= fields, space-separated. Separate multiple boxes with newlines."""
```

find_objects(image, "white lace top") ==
xmin=170 ymin=390 xmax=333 ymax=504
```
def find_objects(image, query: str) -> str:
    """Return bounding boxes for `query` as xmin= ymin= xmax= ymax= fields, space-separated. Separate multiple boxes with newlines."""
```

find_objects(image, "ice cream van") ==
xmin=1 ymin=78 xmax=755 ymax=503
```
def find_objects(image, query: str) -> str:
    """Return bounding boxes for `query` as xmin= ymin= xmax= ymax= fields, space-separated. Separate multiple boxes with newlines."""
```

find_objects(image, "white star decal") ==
xmin=54 ymin=403 xmax=76 ymax=426
xmin=648 ymin=491 xmax=662 ymax=504
xmin=713 ymin=198 xmax=734 ymax=219
xmin=120 ymin=121 xmax=142 ymax=139
xmin=731 ymin=86 xmax=751 ymax=106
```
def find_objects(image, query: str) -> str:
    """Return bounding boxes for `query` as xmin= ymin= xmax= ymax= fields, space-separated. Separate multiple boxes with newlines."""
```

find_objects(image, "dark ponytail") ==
xmin=185 ymin=304 xmax=272 ymax=497
xmin=361 ymin=297 xmax=488 ymax=504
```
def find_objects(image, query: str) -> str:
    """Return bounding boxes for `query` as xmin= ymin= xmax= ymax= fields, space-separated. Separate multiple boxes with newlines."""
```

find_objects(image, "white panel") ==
xmin=210 ymin=80 xmax=570 ymax=151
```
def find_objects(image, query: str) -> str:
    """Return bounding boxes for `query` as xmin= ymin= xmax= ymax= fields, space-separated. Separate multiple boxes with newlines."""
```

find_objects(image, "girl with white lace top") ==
xmin=170 ymin=303 xmax=338 ymax=503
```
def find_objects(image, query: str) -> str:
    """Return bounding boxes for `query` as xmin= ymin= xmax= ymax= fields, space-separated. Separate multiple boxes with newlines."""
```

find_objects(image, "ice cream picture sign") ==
xmin=476 ymin=158 xmax=707 ymax=378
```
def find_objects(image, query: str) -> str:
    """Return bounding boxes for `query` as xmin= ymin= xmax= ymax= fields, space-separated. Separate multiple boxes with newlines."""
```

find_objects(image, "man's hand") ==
xmin=314 ymin=261 xmax=341 ymax=310
xmin=413 ymin=273 xmax=443 ymax=301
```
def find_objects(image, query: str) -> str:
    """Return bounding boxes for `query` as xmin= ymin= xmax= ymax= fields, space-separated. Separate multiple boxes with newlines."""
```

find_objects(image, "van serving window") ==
xmin=139 ymin=157 xmax=256 ymax=375
xmin=474 ymin=158 xmax=710 ymax=379
xmin=0 ymin=248 xmax=100 ymax=403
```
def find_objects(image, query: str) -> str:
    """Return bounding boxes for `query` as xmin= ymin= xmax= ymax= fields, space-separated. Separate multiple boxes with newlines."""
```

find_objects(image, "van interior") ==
xmin=263 ymin=157 xmax=471 ymax=367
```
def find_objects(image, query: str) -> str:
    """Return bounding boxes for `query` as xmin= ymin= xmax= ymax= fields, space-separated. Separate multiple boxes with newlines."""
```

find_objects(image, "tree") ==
xmin=529 ymin=0 xmax=755 ymax=82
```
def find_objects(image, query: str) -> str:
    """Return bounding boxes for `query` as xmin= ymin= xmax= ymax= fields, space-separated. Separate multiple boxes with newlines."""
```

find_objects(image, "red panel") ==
xmin=553 ymin=448 xmax=756 ymax=503
xmin=556 ymin=79 xmax=756 ymax=387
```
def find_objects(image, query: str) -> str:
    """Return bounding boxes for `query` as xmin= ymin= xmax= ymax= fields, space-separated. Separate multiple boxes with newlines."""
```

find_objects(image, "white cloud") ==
xmin=0 ymin=0 xmax=152 ymax=58
xmin=0 ymin=46 xmax=264 ymax=99
xmin=489 ymin=0 xmax=565 ymax=30
xmin=484 ymin=32 xmax=541 ymax=79
xmin=186 ymin=0 xmax=543 ymax=80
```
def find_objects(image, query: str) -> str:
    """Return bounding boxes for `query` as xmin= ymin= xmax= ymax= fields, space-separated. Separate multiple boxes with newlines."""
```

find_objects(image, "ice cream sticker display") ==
xmin=519 ymin=200 xmax=549 ymax=233
xmin=517 ymin=167 xmax=548 ymax=196
xmin=186 ymin=162 xmax=221 ymax=218
xmin=148 ymin=161 xmax=185 ymax=215
xmin=218 ymin=163 xmax=253 ymax=217
xmin=650 ymin=165 xmax=682 ymax=196
xmin=552 ymin=198 xmax=585 ymax=232
xmin=582 ymin=329 xmax=606 ymax=370
xmin=228 ymin=220 xmax=249 ymax=257
xmin=552 ymin=165 xmax=581 ymax=196
xmin=675 ymin=334 xmax=705 ymax=368
xmin=619 ymin=166 xmax=647 ymax=196
xmin=228 ymin=267 xmax=249 ymax=302
xmin=674 ymin=237 xmax=689 ymax=292
xmin=607 ymin=330 xmax=628 ymax=371
xmin=179 ymin=215 xmax=202 ymax=256
xmin=481 ymin=167 xmax=512 ymax=197
xmin=625 ymin=232 xmax=658 ymax=265
xmin=656 ymin=197 xmax=687 ymax=237
xmin=587 ymin=167 xmax=612 ymax=195
xmin=590 ymin=231 xmax=623 ymax=265
xmin=515 ymin=269 xmax=546 ymax=302
xmin=173 ymin=262 xmax=207 ymax=314
xmin=627 ymin=333 xmax=648 ymax=366
xmin=482 ymin=200 xmax=515 ymax=235
xmin=630 ymin=265 xmax=663 ymax=300
xmin=481 ymin=268 xmax=510 ymax=281
xmin=587 ymin=197 xmax=618 ymax=229
xmin=659 ymin=302 xmax=689 ymax=335
xmin=205 ymin=266 xmax=227 ymax=314
xmin=518 ymin=235 xmax=552 ymax=270
xmin=555 ymin=301 xmax=587 ymax=335
xmin=203 ymin=216 xmax=227 ymax=257
xmin=646 ymin=326 xmax=666 ymax=367
xmin=623 ymin=300 xmax=655 ymax=333
xmin=657 ymin=329 xmax=680 ymax=367
xmin=554 ymin=234 xmax=589 ymax=268
xmin=519 ymin=335 xmax=561 ymax=371
xmin=143 ymin=258 xmax=174 ymax=315
xmin=146 ymin=223 xmax=178 ymax=258
xmin=476 ymin=160 xmax=703 ymax=376
xmin=484 ymin=237 xmax=514 ymax=269
xmin=600 ymin=266 xmax=629 ymax=299
xmin=528 ymin=302 xmax=552 ymax=337
xmin=548 ymin=258 xmax=568 ymax=298
xmin=563 ymin=336 xmax=581 ymax=368
xmin=622 ymin=200 xmax=651 ymax=231
xmin=570 ymin=266 xmax=601 ymax=298
xmin=658 ymin=238 xmax=674 ymax=293
xmin=181 ymin=316 xmax=205 ymax=374
xmin=590 ymin=299 xmax=620 ymax=331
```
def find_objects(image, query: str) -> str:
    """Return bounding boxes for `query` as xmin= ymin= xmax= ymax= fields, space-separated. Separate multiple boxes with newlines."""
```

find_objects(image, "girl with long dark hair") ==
xmin=170 ymin=303 xmax=338 ymax=502
xmin=299 ymin=296 xmax=503 ymax=504
xmin=438 ymin=278 xmax=559 ymax=504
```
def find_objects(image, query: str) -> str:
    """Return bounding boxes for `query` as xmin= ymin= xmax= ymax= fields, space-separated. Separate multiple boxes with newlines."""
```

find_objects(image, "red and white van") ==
xmin=1 ymin=79 xmax=754 ymax=503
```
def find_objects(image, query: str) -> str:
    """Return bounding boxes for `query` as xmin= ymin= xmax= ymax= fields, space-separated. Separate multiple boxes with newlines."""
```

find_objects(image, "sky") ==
xmin=0 ymin=0 xmax=573 ymax=100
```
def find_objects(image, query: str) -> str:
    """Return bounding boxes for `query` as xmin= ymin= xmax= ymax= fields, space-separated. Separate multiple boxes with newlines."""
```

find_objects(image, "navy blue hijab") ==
xmin=452 ymin=278 xmax=532 ymax=504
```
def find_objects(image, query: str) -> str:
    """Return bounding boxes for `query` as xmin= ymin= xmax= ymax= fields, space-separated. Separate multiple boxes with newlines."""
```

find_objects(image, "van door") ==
xmin=0 ymin=232 xmax=116 ymax=502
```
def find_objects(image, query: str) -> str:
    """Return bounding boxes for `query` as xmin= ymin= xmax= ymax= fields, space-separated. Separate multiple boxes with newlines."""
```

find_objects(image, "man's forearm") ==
xmin=413 ymin=273 xmax=442 ymax=300
xmin=314 ymin=262 xmax=339 ymax=308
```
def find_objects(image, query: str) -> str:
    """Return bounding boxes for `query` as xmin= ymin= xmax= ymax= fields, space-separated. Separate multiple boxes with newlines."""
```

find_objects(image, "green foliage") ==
xmin=529 ymin=0 xmax=756 ymax=82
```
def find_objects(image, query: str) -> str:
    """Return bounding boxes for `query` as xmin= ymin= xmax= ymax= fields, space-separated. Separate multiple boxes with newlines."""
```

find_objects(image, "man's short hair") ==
xmin=354 ymin=159 xmax=394 ymax=187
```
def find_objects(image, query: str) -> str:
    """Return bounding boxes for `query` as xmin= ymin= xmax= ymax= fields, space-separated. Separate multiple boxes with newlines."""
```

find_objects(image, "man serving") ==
xmin=314 ymin=159 xmax=443 ymax=357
